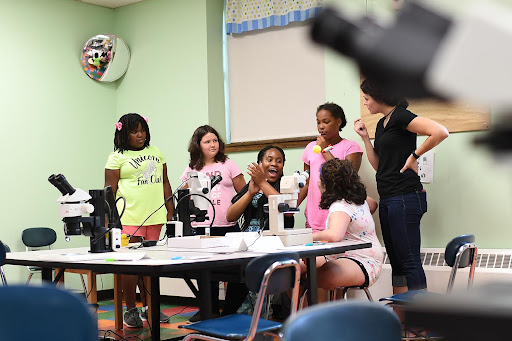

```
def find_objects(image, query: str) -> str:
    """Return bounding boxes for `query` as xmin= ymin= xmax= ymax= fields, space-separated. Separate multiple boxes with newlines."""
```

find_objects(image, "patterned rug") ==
xmin=97 ymin=299 xmax=198 ymax=340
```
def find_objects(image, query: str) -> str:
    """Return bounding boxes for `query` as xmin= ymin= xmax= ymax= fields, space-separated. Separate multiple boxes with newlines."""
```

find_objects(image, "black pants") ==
xmin=193 ymin=225 xmax=245 ymax=314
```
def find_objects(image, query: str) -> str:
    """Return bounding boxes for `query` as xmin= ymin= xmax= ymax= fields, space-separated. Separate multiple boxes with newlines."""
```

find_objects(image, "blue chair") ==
xmin=380 ymin=234 xmax=478 ymax=340
xmin=22 ymin=227 xmax=91 ymax=298
xmin=22 ymin=227 xmax=57 ymax=284
xmin=444 ymin=234 xmax=478 ymax=293
xmin=181 ymin=252 xmax=301 ymax=341
xmin=0 ymin=285 xmax=98 ymax=341
xmin=282 ymin=301 xmax=402 ymax=341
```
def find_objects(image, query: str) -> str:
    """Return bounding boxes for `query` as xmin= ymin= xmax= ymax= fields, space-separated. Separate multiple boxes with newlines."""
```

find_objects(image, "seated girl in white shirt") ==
xmin=313 ymin=159 xmax=383 ymax=290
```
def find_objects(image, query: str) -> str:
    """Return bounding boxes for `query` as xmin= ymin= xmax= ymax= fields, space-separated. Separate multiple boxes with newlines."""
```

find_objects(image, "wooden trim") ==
xmin=359 ymin=75 xmax=489 ymax=138
xmin=225 ymin=136 xmax=316 ymax=153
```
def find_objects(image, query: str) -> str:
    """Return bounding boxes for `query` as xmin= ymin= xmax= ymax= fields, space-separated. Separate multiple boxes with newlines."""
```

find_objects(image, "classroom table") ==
xmin=5 ymin=240 xmax=370 ymax=341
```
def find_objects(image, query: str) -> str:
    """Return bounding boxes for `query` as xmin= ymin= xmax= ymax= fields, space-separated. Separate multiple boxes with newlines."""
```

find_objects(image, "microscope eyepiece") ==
xmin=48 ymin=174 xmax=76 ymax=195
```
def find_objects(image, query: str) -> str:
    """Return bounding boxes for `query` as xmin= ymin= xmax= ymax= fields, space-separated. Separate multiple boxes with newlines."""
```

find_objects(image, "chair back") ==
xmin=0 ymin=241 xmax=9 ymax=286
xmin=22 ymin=227 xmax=57 ymax=249
xmin=245 ymin=252 xmax=301 ymax=340
xmin=444 ymin=234 xmax=478 ymax=292
xmin=445 ymin=234 xmax=475 ymax=268
xmin=282 ymin=301 xmax=402 ymax=341
xmin=0 ymin=285 xmax=98 ymax=341
xmin=0 ymin=241 xmax=5 ymax=266
xmin=245 ymin=252 xmax=300 ymax=294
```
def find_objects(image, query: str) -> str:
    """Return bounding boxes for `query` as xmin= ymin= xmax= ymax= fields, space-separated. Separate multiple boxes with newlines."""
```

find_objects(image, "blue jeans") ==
xmin=379 ymin=191 xmax=427 ymax=290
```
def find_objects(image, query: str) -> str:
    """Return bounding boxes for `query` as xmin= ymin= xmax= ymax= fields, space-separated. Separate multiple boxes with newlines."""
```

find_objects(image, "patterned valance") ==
xmin=226 ymin=0 xmax=323 ymax=34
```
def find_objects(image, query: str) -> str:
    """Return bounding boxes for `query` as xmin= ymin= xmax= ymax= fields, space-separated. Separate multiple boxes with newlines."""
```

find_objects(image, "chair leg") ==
xmin=341 ymin=287 xmax=350 ymax=300
xmin=0 ymin=267 xmax=7 ymax=286
xmin=329 ymin=288 xmax=338 ymax=301
xmin=299 ymin=289 xmax=308 ymax=310
xmin=26 ymin=273 xmax=33 ymax=285
xmin=264 ymin=294 xmax=272 ymax=319
xmin=79 ymin=274 xmax=87 ymax=296
xmin=363 ymin=287 xmax=374 ymax=301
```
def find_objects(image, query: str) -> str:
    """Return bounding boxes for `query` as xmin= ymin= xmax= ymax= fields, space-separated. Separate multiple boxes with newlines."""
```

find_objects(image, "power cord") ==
xmin=128 ymin=195 xmax=174 ymax=247
xmin=243 ymin=229 xmax=264 ymax=251
xmin=99 ymin=329 xmax=144 ymax=341
xmin=173 ymin=193 xmax=216 ymax=230
xmin=91 ymin=196 xmax=126 ymax=244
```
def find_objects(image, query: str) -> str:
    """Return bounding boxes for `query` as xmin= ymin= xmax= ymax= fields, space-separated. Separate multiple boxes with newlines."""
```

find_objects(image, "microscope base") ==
xmin=263 ymin=229 xmax=313 ymax=246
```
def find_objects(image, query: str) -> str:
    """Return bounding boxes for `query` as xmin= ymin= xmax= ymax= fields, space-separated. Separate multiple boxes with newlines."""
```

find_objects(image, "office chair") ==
xmin=281 ymin=301 xmax=402 ymax=341
xmin=380 ymin=234 xmax=478 ymax=340
xmin=0 ymin=241 xmax=8 ymax=286
xmin=0 ymin=285 xmax=98 ymax=341
xmin=181 ymin=252 xmax=301 ymax=341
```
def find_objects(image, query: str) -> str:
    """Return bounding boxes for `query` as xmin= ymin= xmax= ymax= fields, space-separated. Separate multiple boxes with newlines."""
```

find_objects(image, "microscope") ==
xmin=168 ymin=171 xmax=222 ymax=238
xmin=48 ymin=174 xmax=121 ymax=253
xmin=310 ymin=1 xmax=512 ymax=154
xmin=264 ymin=171 xmax=313 ymax=246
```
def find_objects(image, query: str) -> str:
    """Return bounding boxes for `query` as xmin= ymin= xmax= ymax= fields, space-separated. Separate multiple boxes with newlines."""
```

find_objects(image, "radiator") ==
xmin=158 ymin=248 xmax=512 ymax=300
xmin=348 ymin=248 xmax=512 ymax=301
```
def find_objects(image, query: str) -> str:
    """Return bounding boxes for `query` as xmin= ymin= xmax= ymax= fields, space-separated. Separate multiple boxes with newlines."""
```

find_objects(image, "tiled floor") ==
xmin=96 ymin=299 xmax=198 ymax=340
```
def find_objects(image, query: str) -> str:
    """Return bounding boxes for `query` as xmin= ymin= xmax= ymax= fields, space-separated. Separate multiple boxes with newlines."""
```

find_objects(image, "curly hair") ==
xmin=114 ymin=113 xmax=150 ymax=153
xmin=316 ymin=102 xmax=347 ymax=131
xmin=187 ymin=125 xmax=227 ymax=170
xmin=319 ymin=159 xmax=367 ymax=209
xmin=360 ymin=78 xmax=409 ymax=109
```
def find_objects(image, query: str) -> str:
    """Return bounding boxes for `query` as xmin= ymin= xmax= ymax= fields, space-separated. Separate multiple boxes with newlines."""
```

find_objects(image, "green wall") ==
xmin=114 ymin=0 xmax=216 ymax=185
xmin=0 ymin=0 xmax=115 ymax=286
xmin=3 ymin=0 xmax=512 ymax=289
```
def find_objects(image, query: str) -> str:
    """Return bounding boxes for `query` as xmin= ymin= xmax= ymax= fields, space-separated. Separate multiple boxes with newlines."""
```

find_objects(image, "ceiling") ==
xmin=76 ymin=0 xmax=144 ymax=9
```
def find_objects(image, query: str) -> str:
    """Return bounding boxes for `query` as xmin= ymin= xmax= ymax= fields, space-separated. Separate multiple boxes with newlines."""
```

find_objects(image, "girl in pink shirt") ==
xmin=181 ymin=125 xmax=246 ymax=321
xmin=299 ymin=103 xmax=364 ymax=233
xmin=180 ymin=125 xmax=246 ymax=234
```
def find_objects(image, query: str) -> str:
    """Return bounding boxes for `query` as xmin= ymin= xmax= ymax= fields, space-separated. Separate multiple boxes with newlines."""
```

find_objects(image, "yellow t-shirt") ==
xmin=105 ymin=146 xmax=167 ymax=226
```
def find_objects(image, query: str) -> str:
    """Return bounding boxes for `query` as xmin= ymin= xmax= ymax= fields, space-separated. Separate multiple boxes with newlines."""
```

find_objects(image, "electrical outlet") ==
xmin=417 ymin=150 xmax=434 ymax=183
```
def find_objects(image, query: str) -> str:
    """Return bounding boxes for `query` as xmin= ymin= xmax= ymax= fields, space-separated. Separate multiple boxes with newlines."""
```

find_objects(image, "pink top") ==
xmin=302 ymin=139 xmax=363 ymax=232
xmin=181 ymin=158 xmax=242 ymax=227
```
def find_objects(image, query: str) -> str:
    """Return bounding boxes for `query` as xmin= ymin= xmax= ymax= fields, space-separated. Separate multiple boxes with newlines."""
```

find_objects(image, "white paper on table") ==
xmin=225 ymin=231 xmax=259 ymax=250
xmin=246 ymin=236 xmax=284 ymax=251
xmin=225 ymin=232 xmax=284 ymax=251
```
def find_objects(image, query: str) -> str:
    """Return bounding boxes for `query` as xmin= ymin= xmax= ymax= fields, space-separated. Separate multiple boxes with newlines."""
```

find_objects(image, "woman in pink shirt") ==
xmin=181 ymin=125 xmax=246 ymax=322
xmin=299 ymin=103 xmax=364 ymax=233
